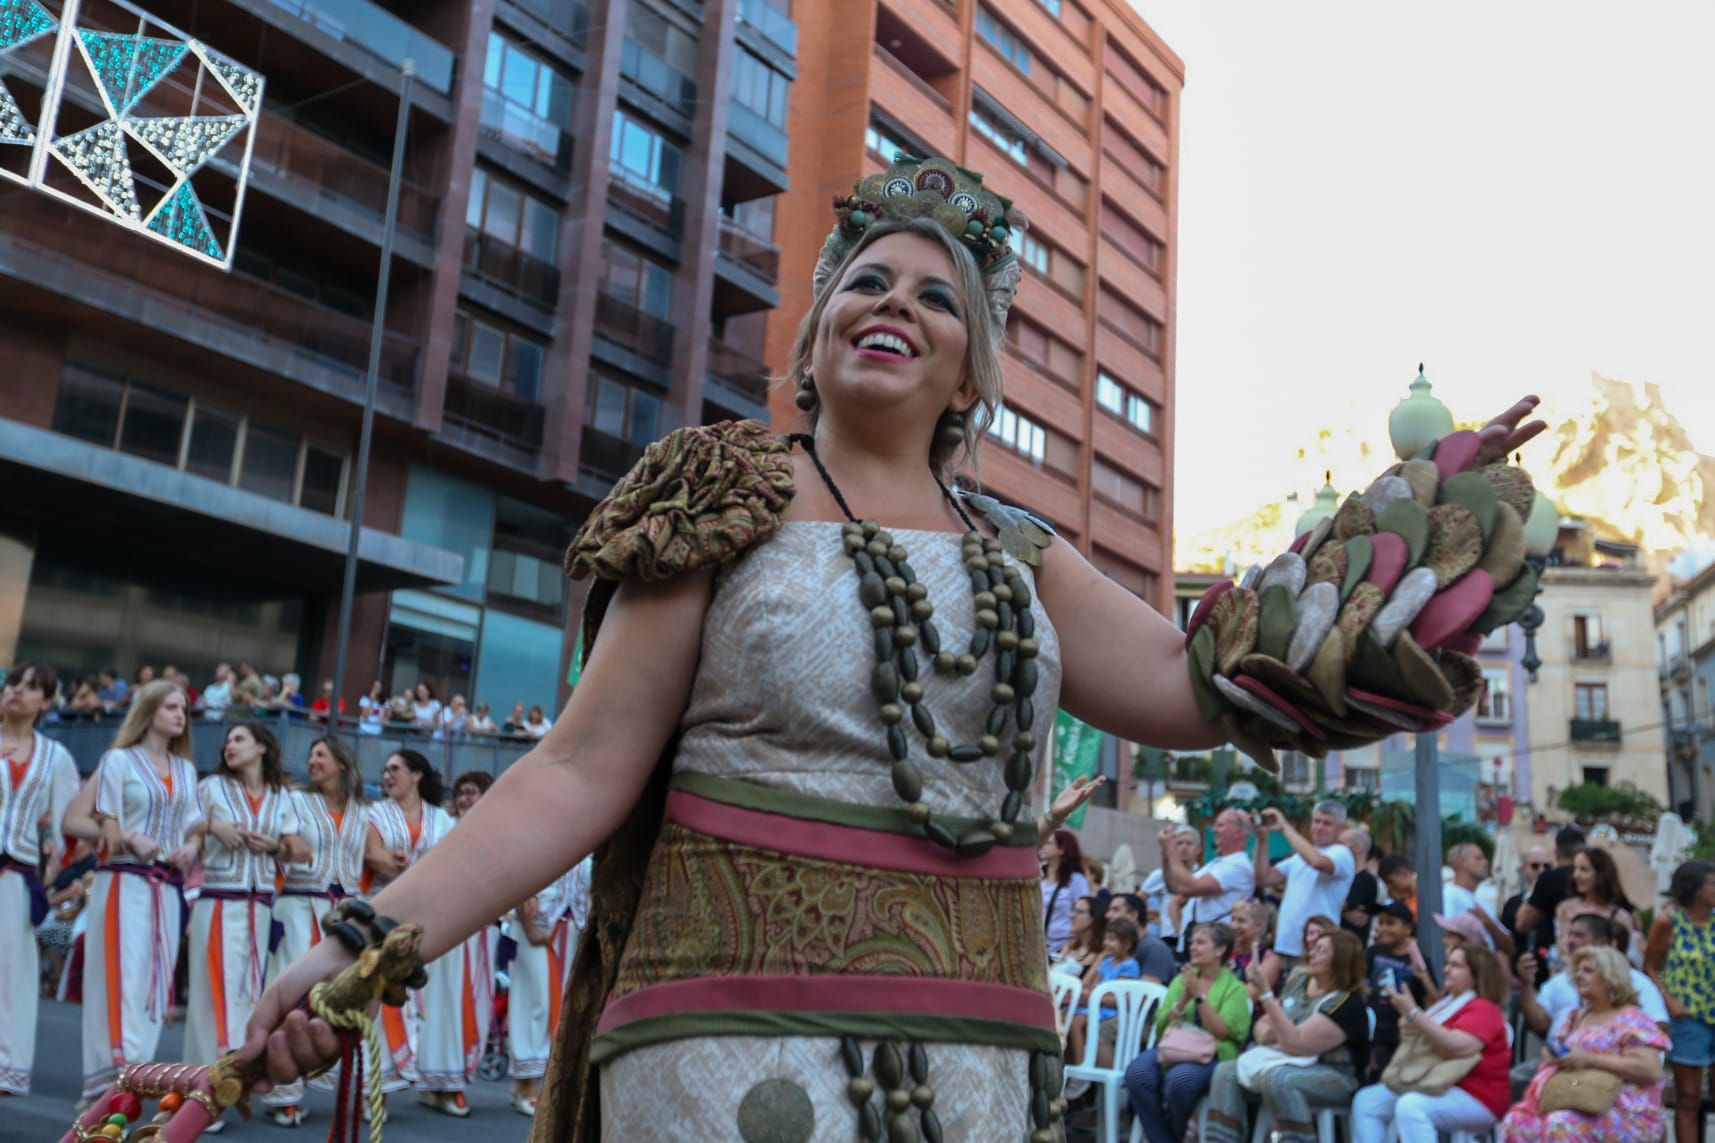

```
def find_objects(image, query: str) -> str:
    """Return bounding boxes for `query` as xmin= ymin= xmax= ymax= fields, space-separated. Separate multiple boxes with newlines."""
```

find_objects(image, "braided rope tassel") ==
xmin=309 ymin=980 xmax=387 ymax=1143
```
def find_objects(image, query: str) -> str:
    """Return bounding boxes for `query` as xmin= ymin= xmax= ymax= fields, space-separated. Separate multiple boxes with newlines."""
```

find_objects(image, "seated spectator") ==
xmin=1499 ymin=945 xmax=1669 ymax=1141
xmin=450 ymin=770 xmax=493 ymax=818
xmin=1365 ymin=900 xmax=1436 ymax=1079
xmin=1124 ymin=922 xmax=1252 ymax=1143
xmin=1351 ymin=943 xmax=1511 ymax=1141
xmin=1106 ymin=893 xmax=1176 ymax=983
xmin=1064 ymin=918 xmax=1142 ymax=1096
xmin=502 ymin=702 xmax=529 ymax=738
xmin=1517 ymin=913 xmax=1668 ymax=1046
xmin=95 ymin=668 xmax=126 ymax=711
xmin=68 ymin=677 xmax=102 ymax=717
xmin=1230 ymin=898 xmax=1283 ymax=997
xmin=1379 ymin=853 xmax=1417 ymax=918
xmin=522 ymin=703 xmax=553 ymax=739
xmin=309 ymin=678 xmax=345 ymax=723
xmin=1204 ymin=928 xmax=1370 ymax=1143
xmin=1645 ymin=859 xmax=1715 ymax=1143
xmin=1288 ymin=914 xmax=1339 ymax=984
xmin=466 ymin=702 xmax=498 ymax=735
xmin=1050 ymin=896 xmax=1107 ymax=978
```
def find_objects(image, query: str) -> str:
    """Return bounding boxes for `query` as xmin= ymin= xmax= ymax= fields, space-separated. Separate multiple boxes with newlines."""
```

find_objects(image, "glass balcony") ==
xmin=249 ymin=112 xmax=441 ymax=241
xmin=479 ymin=88 xmax=574 ymax=173
xmin=717 ymin=219 xmax=780 ymax=284
xmin=594 ymin=293 xmax=674 ymax=365
xmin=706 ymin=339 xmax=770 ymax=406
xmin=607 ymin=168 xmax=686 ymax=239
xmin=727 ymin=100 xmax=788 ymax=169
xmin=265 ymin=0 xmax=456 ymax=93
xmin=620 ymin=39 xmax=697 ymax=117
xmin=462 ymin=228 xmax=562 ymax=309
xmin=442 ymin=373 xmax=544 ymax=456
xmin=1570 ymin=718 xmax=1622 ymax=743
xmin=506 ymin=0 xmax=590 ymax=44
xmin=580 ymin=425 xmax=647 ymax=484
xmin=737 ymin=0 xmax=797 ymax=57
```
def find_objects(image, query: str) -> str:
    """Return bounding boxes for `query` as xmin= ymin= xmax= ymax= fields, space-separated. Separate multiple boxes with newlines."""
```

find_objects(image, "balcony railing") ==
xmin=580 ymin=425 xmax=647 ymax=483
xmin=479 ymin=88 xmax=574 ymax=173
xmin=706 ymin=339 xmax=770 ymax=405
xmin=1574 ymin=640 xmax=1612 ymax=663
xmin=620 ymin=39 xmax=697 ymax=117
xmin=1570 ymin=718 xmax=1622 ymax=743
xmin=607 ymin=169 xmax=686 ymax=239
xmin=7 ymin=206 xmax=418 ymax=394
xmin=717 ymin=219 xmax=781 ymax=283
xmin=250 ymin=112 xmax=441 ymax=241
xmin=872 ymin=42 xmax=951 ymax=112
xmin=441 ymin=373 xmax=545 ymax=455
xmin=506 ymin=0 xmax=590 ymax=44
xmin=264 ymin=0 xmax=456 ymax=93
xmin=594 ymin=293 xmax=674 ymax=365
xmin=738 ymin=0 xmax=797 ymax=56
xmin=727 ymin=100 xmax=789 ymax=169
xmin=462 ymin=229 xmax=561 ymax=309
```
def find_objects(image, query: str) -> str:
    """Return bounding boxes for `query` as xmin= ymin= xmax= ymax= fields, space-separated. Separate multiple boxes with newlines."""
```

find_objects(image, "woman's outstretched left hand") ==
xmin=1473 ymin=396 xmax=1549 ymax=466
xmin=1048 ymin=775 xmax=1104 ymax=827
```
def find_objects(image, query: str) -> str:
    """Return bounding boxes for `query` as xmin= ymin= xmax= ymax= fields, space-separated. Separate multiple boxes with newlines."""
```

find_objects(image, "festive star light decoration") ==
xmin=10 ymin=0 xmax=263 ymax=267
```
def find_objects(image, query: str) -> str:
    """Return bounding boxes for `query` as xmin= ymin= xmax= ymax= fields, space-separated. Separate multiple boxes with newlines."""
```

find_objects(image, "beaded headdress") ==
xmin=815 ymin=154 xmax=1029 ymax=332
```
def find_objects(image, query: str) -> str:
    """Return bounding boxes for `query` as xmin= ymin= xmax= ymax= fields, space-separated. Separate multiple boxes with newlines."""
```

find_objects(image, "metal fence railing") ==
xmin=42 ymin=712 xmax=537 ymax=788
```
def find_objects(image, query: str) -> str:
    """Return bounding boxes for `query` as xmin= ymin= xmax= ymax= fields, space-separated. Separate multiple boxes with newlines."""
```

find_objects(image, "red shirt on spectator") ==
xmin=1446 ymin=995 xmax=1511 ymax=1118
xmin=310 ymin=696 xmax=346 ymax=716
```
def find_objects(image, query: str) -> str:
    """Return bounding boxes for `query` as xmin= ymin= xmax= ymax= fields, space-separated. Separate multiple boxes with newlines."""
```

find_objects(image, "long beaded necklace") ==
xmin=788 ymin=433 xmax=1043 ymax=858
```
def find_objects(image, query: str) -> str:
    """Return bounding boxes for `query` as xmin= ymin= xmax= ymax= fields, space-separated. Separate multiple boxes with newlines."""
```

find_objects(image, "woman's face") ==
xmin=306 ymin=742 xmax=341 ymax=789
xmin=1306 ymin=934 xmax=1333 ymax=976
xmin=1303 ymin=920 xmax=1327 ymax=950
xmin=1070 ymin=898 xmax=1091 ymax=935
xmin=151 ymin=690 xmax=187 ymax=737
xmin=454 ymin=781 xmax=483 ymax=816
xmin=1038 ymin=834 xmax=1061 ymax=864
xmin=811 ymin=232 xmax=974 ymax=429
xmin=415 ymin=684 xmax=430 ymax=703
xmin=223 ymin=726 xmax=262 ymax=768
xmin=1 ymin=668 xmax=48 ymax=721
xmin=1188 ymin=929 xmax=1221 ymax=969
xmin=1230 ymin=905 xmax=1257 ymax=945
xmin=1445 ymin=948 xmax=1472 ymax=995
xmin=381 ymin=754 xmax=419 ymax=801
xmin=1572 ymin=957 xmax=1610 ymax=1005
xmin=1572 ymin=853 xmax=1592 ymax=895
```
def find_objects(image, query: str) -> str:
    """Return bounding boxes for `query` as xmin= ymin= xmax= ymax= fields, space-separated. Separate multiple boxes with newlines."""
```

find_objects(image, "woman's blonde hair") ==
xmin=784 ymin=217 xmax=1006 ymax=483
xmin=1570 ymin=944 xmax=1637 ymax=1007
xmin=111 ymin=679 xmax=193 ymax=758
xmin=1234 ymin=898 xmax=1277 ymax=946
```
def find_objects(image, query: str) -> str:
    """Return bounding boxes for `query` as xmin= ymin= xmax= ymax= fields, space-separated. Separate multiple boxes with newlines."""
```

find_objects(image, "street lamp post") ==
xmin=1389 ymin=366 xmax=1454 ymax=978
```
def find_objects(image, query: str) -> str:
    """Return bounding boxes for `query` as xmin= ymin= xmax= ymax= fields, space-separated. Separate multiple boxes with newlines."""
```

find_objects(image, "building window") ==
xmin=622 ymin=4 xmax=698 ymax=114
xmin=976 ymin=7 xmax=1032 ymax=75
xmin=865 ymin=120 xmax=915 ymax=162
xmin=1581 ymin=764 xmax=1610 ymax=787
xmin=601 ymin=241 xmax=674 ymax=319
xmin=1573 ymin=613 xmax=1608 ymax=659
xmin=481 ymin=31 xmax=573 ymax=165
xmin=1091 ymin=458 xmax=1160 ymax=522
xmin=1106 ymin=43 xmax=1168 ymax=119
xmin=1102 ymin=198 xmax=1165 ymax=276
xmin=1477 ymin=668 xmax=1512 ymax=722
xmin=609 ymin=109 xmax=684 ymax=200
xmin=732 ymin=47 xmax=789 ymax=129
xmin=1036 ymin=0 xmax=1063 ymax=16
xmin=51 ymin=363 xmax=346 ymax=514
xmin=588 ymin=375 xmax=662 ymax=447
xmin=1096 ymin=370 xmax=1159 ymax=436
xmin=1097 ymin=285 xmax=1164 ymax=359
xmin=1346 ymin=766 xmax=1380 ymax=793
xmin=1091 ymin=545 xmax=1157 ymax=599
xmin=969 ymin=105 xmax=1028 ymax=167
xmin=988 ymin=403 xmax=1046 ymax=465
xmin=1101 ymin=116 xmax=1165 ymax=198
xmin=1574 ymin=683 xmax=1610 ymax=722
xmin=1019 ymin=233 xmax=1049 ymax=276
xmin=451 ymin=310 xmax=546 ymax=401
xmin=466 ymin=168 xmax=559 ymax=262
xmin=1007 ymin=313 xmax=1083 ymax=389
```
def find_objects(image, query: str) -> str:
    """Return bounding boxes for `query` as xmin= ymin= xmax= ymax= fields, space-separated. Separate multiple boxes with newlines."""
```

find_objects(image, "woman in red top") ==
xmin=1350 ymin=943 xmax=1512 ymax=1142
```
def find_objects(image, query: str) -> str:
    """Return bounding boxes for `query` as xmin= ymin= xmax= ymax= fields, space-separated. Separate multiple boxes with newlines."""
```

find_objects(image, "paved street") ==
xmin=4 ymin=1000 xmax=534 ymax=1142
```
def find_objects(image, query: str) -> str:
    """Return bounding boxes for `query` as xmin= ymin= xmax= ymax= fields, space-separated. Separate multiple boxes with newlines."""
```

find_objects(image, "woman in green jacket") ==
xmin=1124 ymin=921 xmax=1253 ymax=1143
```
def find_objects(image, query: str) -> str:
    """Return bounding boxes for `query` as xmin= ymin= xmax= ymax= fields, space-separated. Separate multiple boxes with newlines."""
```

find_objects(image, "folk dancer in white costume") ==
xmin=505 ymin=855 xmax=591 ymax=1116
xmin=362 ymin=749 xmax=457 ymax=1109
xmin=450 ymin=772 xmax=500 ymax=1107
xmin=183 ymin=722 xmax=300 ymax=1130
xmin=80 ymin=681 xmax=202 ymax=1101
xmin=261 ymin=735 xmax=369 ymax=1127
xmin=0 ymin=662 xmax=79 ymax=1095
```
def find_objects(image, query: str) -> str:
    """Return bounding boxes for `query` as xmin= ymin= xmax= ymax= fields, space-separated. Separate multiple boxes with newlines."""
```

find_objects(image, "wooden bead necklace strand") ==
xmin=787 ymin=434 xmax=1043 ymax=857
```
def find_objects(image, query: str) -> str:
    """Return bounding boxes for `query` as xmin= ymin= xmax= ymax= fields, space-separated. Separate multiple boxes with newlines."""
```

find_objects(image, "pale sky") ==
xmin=1129 ymin=1 xmax=1715 ymax=531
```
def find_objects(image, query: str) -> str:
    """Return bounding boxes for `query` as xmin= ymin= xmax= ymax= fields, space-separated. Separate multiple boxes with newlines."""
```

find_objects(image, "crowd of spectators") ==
xmin=1042 ymin=806 xmax=1715 ymax=1143
xmin=30 ymin=659 xmax=557 ymax=743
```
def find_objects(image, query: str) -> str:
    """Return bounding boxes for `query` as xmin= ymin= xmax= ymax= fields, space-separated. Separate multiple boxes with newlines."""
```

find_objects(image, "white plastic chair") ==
xmin=1064 ymin=980 xmax=1165 ymax=1143
xmin=1049 ymin=970 xmax=1083 ymax=1040
xmin=1250 ymin=1005 xmax=1377 ymax=1143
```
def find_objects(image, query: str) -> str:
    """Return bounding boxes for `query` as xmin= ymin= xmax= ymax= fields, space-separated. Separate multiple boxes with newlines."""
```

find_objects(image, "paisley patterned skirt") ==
xmin=591 ymin=773 xmax=1062 ymax=1140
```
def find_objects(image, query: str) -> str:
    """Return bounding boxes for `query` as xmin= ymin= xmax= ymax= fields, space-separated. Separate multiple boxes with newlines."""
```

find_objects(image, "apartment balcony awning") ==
xmin=0 ymin=419 xmax=462 ymax=593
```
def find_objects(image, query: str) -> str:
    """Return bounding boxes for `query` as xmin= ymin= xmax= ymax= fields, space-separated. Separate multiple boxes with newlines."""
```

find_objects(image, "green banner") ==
xmin=1051 ymin=709 xmax=1103 ymax=830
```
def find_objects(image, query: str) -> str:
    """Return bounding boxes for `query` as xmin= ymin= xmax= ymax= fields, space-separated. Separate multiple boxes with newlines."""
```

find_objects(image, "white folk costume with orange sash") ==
xmin=260 ymin=788 xmax=368 ymax=1108
xmin=0 ymin=732 xmax=77 ymax=1094
xmin=82 ymin=748 xmax=201 ymax=1100
xmin=507 ymin=857 xmax=590 ymax=1081
xmin=183 ymin=776 xmax=298 ymax=1067
xmin=364 ymin=799 xmax=454 ymax=1090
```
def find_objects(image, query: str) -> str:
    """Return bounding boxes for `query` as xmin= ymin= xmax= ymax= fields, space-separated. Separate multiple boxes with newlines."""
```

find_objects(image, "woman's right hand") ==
xmin=238 ymin=938 xmax=357 ymax=1093
xmin=1664 ymin=993 xmax=1689 ymax=1020
xmin=211 ymin=820 xmax=244 ymax=850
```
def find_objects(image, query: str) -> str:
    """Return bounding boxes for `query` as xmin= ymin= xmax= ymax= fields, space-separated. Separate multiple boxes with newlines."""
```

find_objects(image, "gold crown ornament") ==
xmin=814 ymin=154 xmax=1029 ymax=332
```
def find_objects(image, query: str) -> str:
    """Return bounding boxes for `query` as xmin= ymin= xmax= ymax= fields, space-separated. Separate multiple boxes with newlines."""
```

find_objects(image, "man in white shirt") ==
xmin=1254 ymin=800 xmax=1356 ymax=965
xmin=199 ymin=662 xmax=233 ymax=721
xmin=1518 ymin=912 xmax=1669 ymax=1035
xmin=1441 ymin=841 xmax=1513 ymax=958
xmin=1157 ymin=809 xmax=1255 ymax=956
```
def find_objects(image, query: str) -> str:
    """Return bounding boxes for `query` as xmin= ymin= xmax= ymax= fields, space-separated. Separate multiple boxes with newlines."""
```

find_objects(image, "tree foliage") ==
xmin=1555 ymin=781 xmax=1663 ymax=827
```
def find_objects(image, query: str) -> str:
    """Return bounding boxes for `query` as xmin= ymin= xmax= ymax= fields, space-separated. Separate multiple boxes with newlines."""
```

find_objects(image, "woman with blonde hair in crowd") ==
xmin=260 ymin=735 xmax=369 ymax=1127
xmin=1230 ymin=898 xmax=1283 ymax=997
xmin=183 ymin=722 xmax=299 ymax=1130
xmin=1500 ymin=944 xmax=1669 ymax=1141
xmin=78 ymin=679 xmax=201 ymax=1102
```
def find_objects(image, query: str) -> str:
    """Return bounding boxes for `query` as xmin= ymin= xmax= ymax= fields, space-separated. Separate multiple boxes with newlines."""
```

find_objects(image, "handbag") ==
xmin=1157 ymin=1024 xmax=1218 ymax=1067
xmin=1381 ymin=1028 xmax=1480 ymax=1095
xmin=1234 ymin=1044 xmax=1317 ymax=1090
xmin=1538 ymin=1068 xmax=1621 ymax=1116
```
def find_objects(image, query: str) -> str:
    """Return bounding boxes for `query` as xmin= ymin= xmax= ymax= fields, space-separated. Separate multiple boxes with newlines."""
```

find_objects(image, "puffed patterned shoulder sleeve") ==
xmin=564 ymin=419 xmax=796 ymax=583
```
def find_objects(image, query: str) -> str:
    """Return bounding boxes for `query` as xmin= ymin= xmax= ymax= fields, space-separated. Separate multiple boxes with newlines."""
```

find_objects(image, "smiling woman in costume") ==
xmin=240 ymin=155 xmax=1546 ymax=1141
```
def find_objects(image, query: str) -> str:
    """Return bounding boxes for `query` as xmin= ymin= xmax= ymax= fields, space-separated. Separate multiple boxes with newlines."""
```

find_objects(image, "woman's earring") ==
xmin=937 ymin=409 xmax=966 ymax=450
xmin=795 ymin=373 xmax=818 ymax=412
